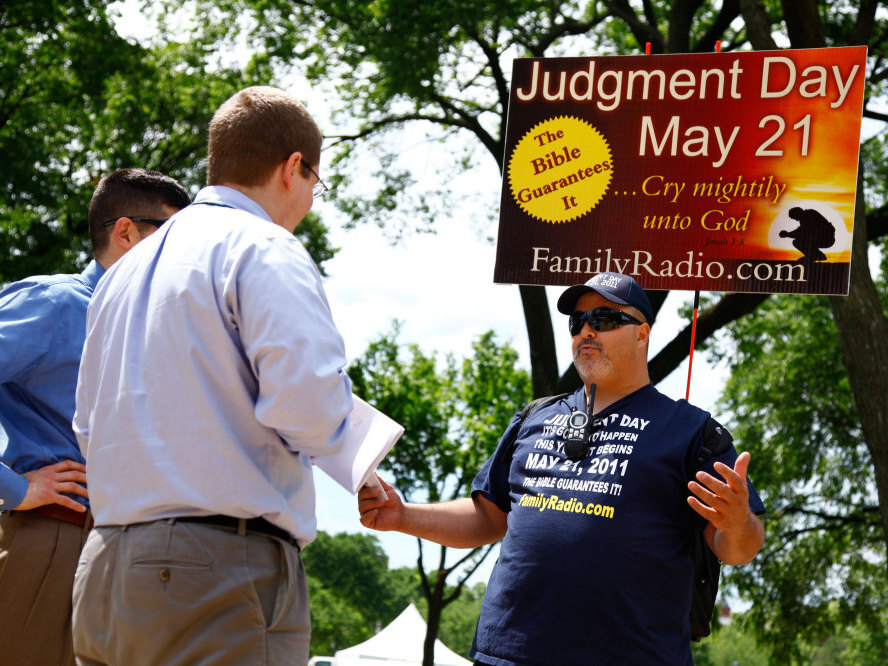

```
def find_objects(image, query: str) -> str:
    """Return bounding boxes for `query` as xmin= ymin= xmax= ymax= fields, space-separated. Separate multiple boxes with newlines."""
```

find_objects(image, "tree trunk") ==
xmin=776 ymin=0 xmax=888 ymax=578
xmin=738 ymin=0 xmax=780 ymax=50
xmin=829 ymin=174 xmax=888 ymax=576
xmin=422 ymin=567 xmax=447 ymax=666
xmin=519 ymin=284 xmax=559 ymax=397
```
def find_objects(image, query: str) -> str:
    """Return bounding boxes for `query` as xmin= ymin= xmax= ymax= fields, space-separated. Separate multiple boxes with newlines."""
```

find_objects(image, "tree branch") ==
xmin=442 ymin=543 xmax=498 ymax=606
xmin=325 ymin=109 xmax=486 ymax=149
xmin=851 ymin=0 xmax=879 ymax=46
xmin=416 ymin=537 xmax=431 ymax=598
xmin=694 ymin=0 xmax=741 ymax=53
xmin=466 ymin=29 xmax=510 ymax=157
xmin=603 ymin=0 xmax=664 ymax=52
xmin=668 ymin=0 xmax=706 ymax=53
xmin=739 ymin=0 xmax=780 ymax=50
xmin=531 ymin=14 xmax=606 ymax=56
xmin=777 ymin=504 xmax=881 ymax=523
xmin=781 ymin=0 xmax=824 ymax=49
xmin=863 ymin=107 xmax=888 ymax=123
xmin=648 ymin=292 xmax=771 ymax=384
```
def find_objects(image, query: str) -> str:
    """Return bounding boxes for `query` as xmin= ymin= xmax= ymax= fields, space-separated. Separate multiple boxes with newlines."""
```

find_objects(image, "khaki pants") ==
xmin=72 ymin=519 xmax=310 ymax=666
xmin=0 ymin=510 xmax=92 ymax=666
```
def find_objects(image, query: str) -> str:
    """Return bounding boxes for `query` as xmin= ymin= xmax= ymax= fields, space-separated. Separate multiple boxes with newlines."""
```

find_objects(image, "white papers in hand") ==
xmin=314 ymin=395 xmax=403 ymax=495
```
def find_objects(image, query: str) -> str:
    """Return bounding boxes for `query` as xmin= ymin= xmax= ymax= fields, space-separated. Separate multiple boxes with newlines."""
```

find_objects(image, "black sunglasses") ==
xmin=569 ymin=307 xmax=644 ymax=336
xmin=101 ymin=216 xmax=168 ymax=228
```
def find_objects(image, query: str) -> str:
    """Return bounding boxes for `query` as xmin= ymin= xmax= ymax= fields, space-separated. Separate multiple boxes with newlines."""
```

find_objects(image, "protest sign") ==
xmin=494 ymin=47 xmax=867 ymax=295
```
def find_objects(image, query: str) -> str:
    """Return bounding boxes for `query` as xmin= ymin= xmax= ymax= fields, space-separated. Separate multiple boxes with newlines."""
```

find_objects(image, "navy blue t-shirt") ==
xmin=470 ymin=385 xmax=765 ymax=666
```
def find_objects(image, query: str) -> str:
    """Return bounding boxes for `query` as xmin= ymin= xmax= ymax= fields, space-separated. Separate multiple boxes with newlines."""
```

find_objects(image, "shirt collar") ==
xmin=82 ymin=260 xmax=106 ymax=290
xmin=193 ymin=186 xmax=275 ymax=224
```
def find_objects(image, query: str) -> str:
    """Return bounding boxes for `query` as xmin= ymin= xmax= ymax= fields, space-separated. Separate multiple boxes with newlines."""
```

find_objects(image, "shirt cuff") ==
xmin=0 ymin=465 xmax=29 ymax=510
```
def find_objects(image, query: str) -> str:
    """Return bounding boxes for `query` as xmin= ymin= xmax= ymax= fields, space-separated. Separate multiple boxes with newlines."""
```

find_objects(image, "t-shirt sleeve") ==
xmin=471 ymin=412 xmax=525 ymax=513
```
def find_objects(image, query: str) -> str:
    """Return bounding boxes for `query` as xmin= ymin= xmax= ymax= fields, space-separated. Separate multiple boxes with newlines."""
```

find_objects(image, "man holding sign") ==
xmin=360 ymin=272 xmax=764 ymax=665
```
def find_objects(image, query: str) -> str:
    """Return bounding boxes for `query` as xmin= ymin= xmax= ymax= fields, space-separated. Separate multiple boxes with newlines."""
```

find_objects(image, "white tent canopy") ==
xmin=331 ymin=604 xmax=472 ymax=666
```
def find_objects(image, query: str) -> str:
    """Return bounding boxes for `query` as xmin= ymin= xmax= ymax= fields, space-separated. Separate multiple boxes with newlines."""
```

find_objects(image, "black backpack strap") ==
xmin=504 ymin=392 xmax=571 ymax=459
xmin=689 ymin=524 xmax=722 ymax=640
xmin=689 ymin=417 xmax=734 ymax=641
xmin=695 ymin=417 xmax=734 ymax=467
xmin=521 ymin=392 xmax=570 ymax=421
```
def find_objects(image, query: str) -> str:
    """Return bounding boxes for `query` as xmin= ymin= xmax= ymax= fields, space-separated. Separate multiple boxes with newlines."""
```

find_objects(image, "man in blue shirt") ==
xmin=0 ymin=168 xmax=190 ymax=666
xmin=359 ymin=272 xmax=765 ymax=666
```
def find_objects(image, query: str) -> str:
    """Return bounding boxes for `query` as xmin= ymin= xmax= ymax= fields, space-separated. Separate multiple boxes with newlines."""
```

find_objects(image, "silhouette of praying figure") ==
xmin=779 ymin=207 xmax=835 ymax=262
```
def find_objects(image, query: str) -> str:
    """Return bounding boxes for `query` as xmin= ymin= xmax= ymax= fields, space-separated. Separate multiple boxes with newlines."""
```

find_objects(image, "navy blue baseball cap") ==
xmin=556 ymin=272 xmax=654 ymax=324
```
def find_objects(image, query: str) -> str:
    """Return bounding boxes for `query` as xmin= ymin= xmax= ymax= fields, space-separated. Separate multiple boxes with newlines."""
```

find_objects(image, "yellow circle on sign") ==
xmin=508 ymin=116 xmax=613 ymax=224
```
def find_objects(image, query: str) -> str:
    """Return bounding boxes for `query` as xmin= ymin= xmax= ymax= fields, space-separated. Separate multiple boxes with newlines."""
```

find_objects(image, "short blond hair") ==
xmin=207 ymin=86 xmax=322 ymax=187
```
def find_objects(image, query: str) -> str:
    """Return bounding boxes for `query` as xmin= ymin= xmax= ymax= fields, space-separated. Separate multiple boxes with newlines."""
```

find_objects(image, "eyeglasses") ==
xmin=569 ymin=307 xmax=644 ymax=336
xmin=101 ymin=216 xmax=168 ymax=228
xmin=301 ymin=162 xmax=330 ymax=198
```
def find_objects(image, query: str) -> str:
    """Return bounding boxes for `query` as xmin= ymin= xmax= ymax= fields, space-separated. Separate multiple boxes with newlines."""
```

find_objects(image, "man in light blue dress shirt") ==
xmin=73 ymin=87 xmax=353 ymax=666
xmin=0 ymin=168 xmax=190 ymax=666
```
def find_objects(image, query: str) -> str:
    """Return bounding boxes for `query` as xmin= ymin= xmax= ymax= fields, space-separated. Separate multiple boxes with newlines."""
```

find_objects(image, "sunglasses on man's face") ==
xmin=101 ymin=216 xmax=168 ymax=228
xmin=569 ymin=307 xmax=644 ymax=336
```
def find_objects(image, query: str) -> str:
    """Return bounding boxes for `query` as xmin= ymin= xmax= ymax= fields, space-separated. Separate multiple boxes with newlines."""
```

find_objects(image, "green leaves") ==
xmin=0 ymin=2 xmax=341 ymax=284
xmin=709 ymin=292 xmax=888 ymax=663
xmin=346 ymin=325 xmax=530 ymax=663
xmin=348 ymin=321 xmax=458 ymax=502
xmin=348 ymin=322 xmax=531 ymax=503
xmin=303 ymin=531 xmax=419 ymax=655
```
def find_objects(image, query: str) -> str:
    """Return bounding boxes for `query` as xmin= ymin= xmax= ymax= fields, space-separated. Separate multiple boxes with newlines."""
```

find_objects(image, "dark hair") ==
xmin=88 ymin=168 xmax=191 ymax=255
xmin=207 ymin=86 xmax=322 ymax=187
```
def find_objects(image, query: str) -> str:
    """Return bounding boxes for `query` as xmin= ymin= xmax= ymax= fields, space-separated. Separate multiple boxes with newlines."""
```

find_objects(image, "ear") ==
xmin=110 ymin=217 xmax=142 ymax=251
xmin=281 ymin=151 xmax=304 ymax=190
xmin=636 ymin=322 xmax=651 ymax=347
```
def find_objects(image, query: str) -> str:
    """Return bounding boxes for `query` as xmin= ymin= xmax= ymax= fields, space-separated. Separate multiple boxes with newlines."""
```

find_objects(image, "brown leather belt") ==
xmin=26 ymin=503 xmax=92 ymax=528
